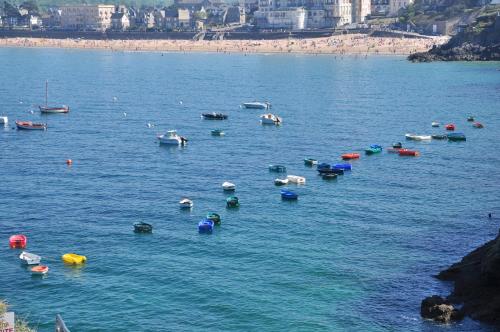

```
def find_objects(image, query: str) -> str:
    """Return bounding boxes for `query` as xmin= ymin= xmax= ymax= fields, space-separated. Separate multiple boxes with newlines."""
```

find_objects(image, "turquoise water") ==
xmin=0 ymin=48 xmax=499 ymax=331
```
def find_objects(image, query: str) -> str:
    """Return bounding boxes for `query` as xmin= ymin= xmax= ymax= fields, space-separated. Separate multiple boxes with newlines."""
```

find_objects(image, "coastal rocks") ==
xmin=423 ymin=233 xmax=500 ymax=325
xmin=420 ymin=295 xmax=463 ymax=323
xmin=408 ymin=43 xmax=500 ymax=62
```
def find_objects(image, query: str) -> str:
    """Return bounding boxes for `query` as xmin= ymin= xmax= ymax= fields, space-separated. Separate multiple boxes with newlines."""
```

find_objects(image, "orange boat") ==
xmin=341 ymin=153 xmax=360 ymax=160
xmin=16 ymin=120 xmax=47 ymax=130
xmin=31 ymin=265 xmax=49 ymax=275
xmin=399 ymin=149 xmax=420 ymax=157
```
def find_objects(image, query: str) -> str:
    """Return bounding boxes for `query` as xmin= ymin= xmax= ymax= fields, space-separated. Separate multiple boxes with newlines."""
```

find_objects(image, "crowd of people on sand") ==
xmin=0 ymin=34 xmax=449 ymax=55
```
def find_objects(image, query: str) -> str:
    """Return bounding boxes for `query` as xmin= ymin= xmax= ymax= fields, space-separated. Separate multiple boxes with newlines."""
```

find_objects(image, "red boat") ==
xmin=399 ymin=149 xmax=420 ymax=157
xmin=445 ymin=124 xmax=455 ymax=131
xmin=341 ymin=153 xmax=360 ymax=160
xmin=31 ymin=265 xmax=49 ymax=275
xmin=9 ymin=234 xmax=27 ymax=249
xmin=473 ymin=122 xmax=484 ymax=128
xmin=16 ymin=120 xmax=47 ymax=130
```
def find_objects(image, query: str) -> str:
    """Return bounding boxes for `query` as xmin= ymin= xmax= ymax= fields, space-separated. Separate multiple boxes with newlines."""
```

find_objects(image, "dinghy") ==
xmin=9 ymin=234 xmax=27 ymax=249
xmin=206 ymin=212 xmax=221 ymax=225
xmin=62 ymin=253 xmax=87 ymax=264
xmin=31 ymin=265 xmax=49 ymax=275
xmin=260 ymin=113 xmax=282 ymax=125
xmin=198 ymin=219 xmax=214 ymax=233
xmin=222 ymin=181 xmax=236 ymax=191
xmin=333 ymin=164 xmax=352 ymax=171
xmin=226 ymin=196 xmax=239 ymax=208
xmin=242 ymin=101 xmax=271 ymax=109
xmin=341 ymin=153 xmax=360 ymax=160
xmin=287 ymin=175 xmax=306 ymax=184
xmin=322 ymin=173 xmax=338 ymax=180
xmin=133 ymin=222 xmax=153 ymax=233
xmin=179 ymin=198 xmax=193 ymax=209
xmin=445 ymin=124 xmax=455 ymax=131
xmin=0 ymin=116 xmax=8 ymax=125
xmin=473 ymin=122 xmax=484 ymax=128
xmin=399 ymin=149 xmax=420 ymax=156
xmin=405 ymin=134 xmax=432 ymax=141
xmin=16 ymin=120 xmax=47 ymax=130
xmin=304 ymin=158 xmax=318 ymax=166
xmin=447 ymin=133 xmax=466 ymax=141
xmin=158 ymin=130 xmax=187 ymax=146
xmin=274 ymin=178 xmax=289 ymax=186
xmin=431 ymin=122 xmax=440 ymax=127
xmin=432 ymin=134 xmax=448 ymax=140
xmin=393 ymin=142 xmax=403 ymax=148
xmin=211 ymin=129 xmax=225 ymax=136
xmin=280 ymin=189 xmax=298 ymax=200
xmin=467 ymin=116 xmax=474 ymax=122
xmin=19 ymin=251 xmax=41 ymax=265
xmin=202 ymin=112 xmax=228 ymax=120
xmin=365 ymin=145 xmax=383 ymax=155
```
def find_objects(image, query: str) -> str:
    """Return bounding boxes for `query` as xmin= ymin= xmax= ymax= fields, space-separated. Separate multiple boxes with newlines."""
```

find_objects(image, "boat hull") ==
xmin=39 ymin=106 xmax=69 ymax=113
xmin=16 ymin=121 xmax=47 ymax=130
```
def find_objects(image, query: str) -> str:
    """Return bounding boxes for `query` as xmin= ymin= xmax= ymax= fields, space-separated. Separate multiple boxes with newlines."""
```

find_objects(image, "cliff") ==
xmin=408 ymin=9 xmax=500 ymax=61
xmin=424 ymin=232 xmax=500 ymax=325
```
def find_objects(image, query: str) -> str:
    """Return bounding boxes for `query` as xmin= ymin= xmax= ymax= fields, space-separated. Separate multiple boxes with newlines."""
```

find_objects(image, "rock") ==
xmin=421 ymin=296 xmax=463 ymax=323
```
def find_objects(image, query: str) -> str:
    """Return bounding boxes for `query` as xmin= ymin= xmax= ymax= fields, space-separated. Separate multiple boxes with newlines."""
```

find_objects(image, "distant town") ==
xmin=0 ymin=0 xmax=460 ymax=35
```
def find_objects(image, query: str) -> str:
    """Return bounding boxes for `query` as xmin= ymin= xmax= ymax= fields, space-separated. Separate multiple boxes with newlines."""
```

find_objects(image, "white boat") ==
xmin=158 ymin=130 xmax=187 ymax=145
xmin=405 ymin=133 xmax=432 ymax=141
xmin=431 ymin=122 xmax=440 ymax=127
xmin=274 ymin=178 xmax=289 ymax=186
xmin=39 ymin=80 xmax=69 ymax=113
xmin=0 ymin=116 xmax=8 ymax=125
xmin=287 ymin=175 xmax=306 ymax=184
xmin=242 ymin=101 xmax=271 ymax=109
xmin=260 ymin=113 xmax=282 ymax=125
xmin=222 ymin=181 xmax=236 ymax=191
xmin=19 ymin=251 xmax=41 ymax=265
xmin=179 ymin=198 xmax=193 ymax=209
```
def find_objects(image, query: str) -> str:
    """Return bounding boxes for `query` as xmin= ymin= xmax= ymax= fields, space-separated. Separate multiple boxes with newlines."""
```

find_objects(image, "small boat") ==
xmin=0 ymin=116 xmax=8 ymax=125
xmin=467 ymin=116 xmax=474 ymax=122
xmin=198 ymin=219 xmax=214 ymax=233
xmin=179 ymin=198 xmax=193 ymax=209
xmin=206 ymin=212 xmax=221 ymax=225
xmin=431 ymin=122 xmax=440 ymax=127
xmin=260 ymin=113 xmax=282 ymax=125
xmin=19 ymin=251 xmax=41 ymax=265
xmin=322 ymin=173 xmax=338 ymax=180
xmin=242 ymin=101 xmax=271 ymax=109
xmin=447 ymin=133 xmax=466 ymax=141
xmin=399 ymin=149 xmax=420 ymax=157
xmin=226 ymin=196 xmax=239 ymax=208
xmin=62 ymin=253 xmax=87 ymax=264
xmin=333 ymin=164 xmax=352 ymax=171
xmin=445 ymin=124 xmax=455 ymax=131
xmin=15 ymin=120 xmax=47 ymax=130
xmin=304 ymin=158 xmax=318 ymax=166
xmin=9 ymin=234 xmax=27 ymax=249
xmin=157 ymin=130 xmax=187 ymax=146
xmin=211 ymin=129 xmax=225 ymax=136
xmin=39 ymin=80 xmax=69 ymax=113
xmin=432 ymin=134 xmax=448 ymax=140
xmin=365 ymin=144 xmax=383 ymax=155
xmin=133 ymin=222 xmax=153 ymax=233
xmin=222 ymin=181 xmax=236 ymax=191
xmin=287 ymin=175 xmax=306 ymax=184
xmin=318 ymin=167 xmax=344 ymax=175
xmin=393 ymin=142 xmax=403 ymax=148
xmin=342 ymin=153 xmax=360 ymax=160
xmin=405 ymin=133 xmax=432 ymax=141
xmin=274 ymin=178 xmax=289 ymax=186
xmin=31 ymin=265 xmax=49 ymax=275
xmin=280 ymin=189 xmax=298 ymax=200
xmin=269 ymin=165 xmax=287 ymax=173
xmin=473 ymin=122 xmax=484 ymax=128
xmin=202 ymin=112 xmax=228 ymax=120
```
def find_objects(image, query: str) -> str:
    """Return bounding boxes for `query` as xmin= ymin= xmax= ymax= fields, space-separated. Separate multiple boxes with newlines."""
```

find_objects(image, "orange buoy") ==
xmin=66 ymin=159 xmax=73 ymax=165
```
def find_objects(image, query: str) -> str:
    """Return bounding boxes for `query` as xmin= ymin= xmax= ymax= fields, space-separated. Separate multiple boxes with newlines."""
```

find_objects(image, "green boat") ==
xmin=304 ymin=158 xmax=318 ymax=166
xmin=211 ymin=129 xmax=225 ymax=136
xmin=226 ymin=196 xmax=239 ymax=208
xmin=447 ymin=133 xmax=466 ymax=141
xmin=365 ymin=147 xmax=383 ymax=155
xmin=206 ymin=212 xmax=221 ymax=225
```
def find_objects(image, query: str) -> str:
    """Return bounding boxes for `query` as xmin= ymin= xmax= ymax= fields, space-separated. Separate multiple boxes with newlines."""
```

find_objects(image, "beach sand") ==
xmin=0 ymin=34 xmax=449 ymax=55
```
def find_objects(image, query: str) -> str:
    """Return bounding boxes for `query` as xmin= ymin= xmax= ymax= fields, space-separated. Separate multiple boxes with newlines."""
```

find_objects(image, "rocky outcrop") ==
xmin=421 ymin=296 xmax=463 ymax=323
xmin=409 ymin=10 xmax=500 ymax=62
xmin=422 ymin=233 xmax=500 ymax=325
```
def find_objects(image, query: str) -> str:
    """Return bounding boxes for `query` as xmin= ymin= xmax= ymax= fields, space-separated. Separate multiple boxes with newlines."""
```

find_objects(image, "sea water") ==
xmin=0 ymin=48 xmax=499 ymax=331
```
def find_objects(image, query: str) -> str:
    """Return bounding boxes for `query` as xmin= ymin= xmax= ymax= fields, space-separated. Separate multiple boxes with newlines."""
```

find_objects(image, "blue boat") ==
xmin=198 ymin=219 xmax=214 ymax=233
xmin=281 ymin=189 xmax=298 ymax=200
xmin=333 ymin=164 xmax=352 ymax=171
xmin=317 ymin=163 xmax=331 ymax=170
xmin=269 ymin=165 xmax=287 ymax=172
xmin=447 ymin=133 xmax=466 ymax=141
xmin=365 ymin=144 xmax=383 ymax=155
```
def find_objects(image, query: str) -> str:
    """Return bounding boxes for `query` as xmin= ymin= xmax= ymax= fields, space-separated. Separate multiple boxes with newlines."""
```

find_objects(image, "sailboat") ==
xmin=39 ymin=80 xmax=69 ymax=113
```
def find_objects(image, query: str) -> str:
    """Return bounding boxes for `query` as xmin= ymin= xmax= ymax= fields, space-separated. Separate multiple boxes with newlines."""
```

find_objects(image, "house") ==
xmin=388 ymin=0 xmax=414 ymax=16
xmin=111 ymin=12 xmax=130 ymax=30
xmin=42 ymin=8 xmax=62 ymax=28
xmin=178 ymin=8 xmax=191 ymax=28
xmin=60 ymin=4 xmax=116 ymax=31
xmin=29 ymin=14 xmax=41 ymax=29
xmin=164 ymin=8 xmax=179 ymax=30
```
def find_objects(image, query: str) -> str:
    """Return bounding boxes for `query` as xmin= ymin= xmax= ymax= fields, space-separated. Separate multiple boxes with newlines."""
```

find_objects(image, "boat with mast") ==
xmin=39 ymin=80 xmax=69 ymax=114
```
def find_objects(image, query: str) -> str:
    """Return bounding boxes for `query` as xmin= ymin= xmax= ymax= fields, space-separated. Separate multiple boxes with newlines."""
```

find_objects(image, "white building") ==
xmin=60 ymin=4 xmax=115 ymax=31
xmin=389 ymin=0 xmax=414 ymax=16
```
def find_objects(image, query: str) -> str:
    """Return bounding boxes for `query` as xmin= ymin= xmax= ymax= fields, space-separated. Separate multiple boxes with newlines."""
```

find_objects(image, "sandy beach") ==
xmin=0 ymin=34 xmax=449 ymax=55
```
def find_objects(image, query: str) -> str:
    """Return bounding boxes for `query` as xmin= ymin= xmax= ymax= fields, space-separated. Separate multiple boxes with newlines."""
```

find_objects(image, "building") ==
xmin=178 ymin=8 xmax=191 ymax=28
xmin=388 ymin=0 xmax=414 ymax=16
xmin=371 ymin=0 xmax=389 ymax=16
xmin=352 ymin=0 xmax=370 ymax=23
xmin=256 ymin=7 xmax=306 ymax=29
xmin=223 ymin=6 xmax=246 ymax=25
xmin=111 ymin=12 xmax=130 ymax=30
xmin=60 ymin=4 xmax=115 ymax=31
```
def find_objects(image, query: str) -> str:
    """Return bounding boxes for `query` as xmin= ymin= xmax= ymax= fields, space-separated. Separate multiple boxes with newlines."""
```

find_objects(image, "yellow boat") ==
xmin=62 ymin=253 xmax=87 ymax=265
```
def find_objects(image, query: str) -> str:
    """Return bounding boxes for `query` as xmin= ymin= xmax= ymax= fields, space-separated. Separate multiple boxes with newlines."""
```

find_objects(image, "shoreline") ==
xmin=0 ymin=34 xmax=449 ymax=55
